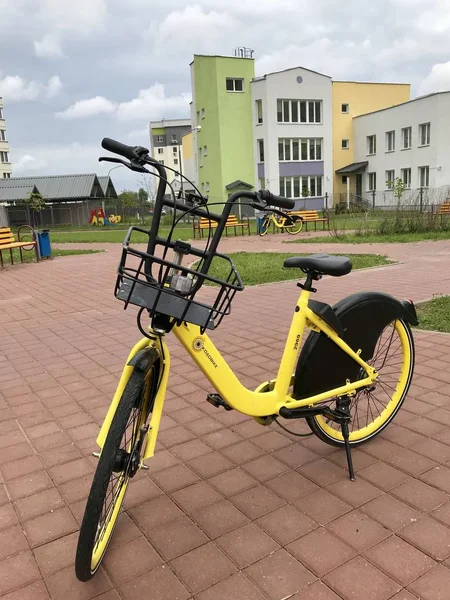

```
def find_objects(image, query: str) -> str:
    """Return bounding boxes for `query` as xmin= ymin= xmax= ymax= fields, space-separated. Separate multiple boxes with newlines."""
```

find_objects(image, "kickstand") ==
xmin=341 ymin=421 xmax=355 ymax=481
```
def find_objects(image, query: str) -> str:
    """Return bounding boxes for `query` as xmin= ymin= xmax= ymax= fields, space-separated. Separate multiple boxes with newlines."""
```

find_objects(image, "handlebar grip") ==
xmin=101 ymin=138 xmax=138 ymax=161
xmin=259 ymin=189 xmax=295 ymax=210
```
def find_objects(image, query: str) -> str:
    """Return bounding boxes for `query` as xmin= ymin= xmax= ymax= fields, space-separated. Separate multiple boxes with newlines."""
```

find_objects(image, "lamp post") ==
xmin=106 ymin=164 xmax=123 ymax=215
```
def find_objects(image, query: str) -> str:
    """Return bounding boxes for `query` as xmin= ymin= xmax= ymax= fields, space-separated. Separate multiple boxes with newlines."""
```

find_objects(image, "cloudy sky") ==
xmin=1 ymin=0 xmax=450 ymax=192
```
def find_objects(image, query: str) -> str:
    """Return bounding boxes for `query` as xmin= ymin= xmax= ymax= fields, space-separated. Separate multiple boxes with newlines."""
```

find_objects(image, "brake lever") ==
xmin=98 ymin=156 xmax=150 ymax=174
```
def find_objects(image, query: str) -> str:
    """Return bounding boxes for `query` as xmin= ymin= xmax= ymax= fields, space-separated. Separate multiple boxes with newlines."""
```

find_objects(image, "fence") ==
xmin=335 ymin=186 xmax=450 ymax=212
xmin=0 ymin=205 xmax=8 ymax=227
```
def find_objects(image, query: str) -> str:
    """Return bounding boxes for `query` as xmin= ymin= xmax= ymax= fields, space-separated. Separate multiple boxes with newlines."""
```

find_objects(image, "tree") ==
xmin=387 ymin=177 xmax=405 ymax=212
xmin=118 ymin=190 xmax=138 ymax=222
xmin=24 ymin=191 xmax=45 ymax=227
xmin=138 ymin=187 xmax=148 ymax=203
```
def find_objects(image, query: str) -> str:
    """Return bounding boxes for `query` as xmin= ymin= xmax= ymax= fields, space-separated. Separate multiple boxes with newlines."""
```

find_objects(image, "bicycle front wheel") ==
xmin=259 ymin=217 xmax=270 ymax=236
xmin=75 ymin=364 xmax=158 ymax=581
xmin=307 ymin=319 xmax=414 ymax=446
xmin=286 ymin=217 xmax=303 ymax=235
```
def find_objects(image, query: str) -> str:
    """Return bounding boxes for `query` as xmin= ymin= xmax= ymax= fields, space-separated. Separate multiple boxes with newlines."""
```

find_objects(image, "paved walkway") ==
xmin=1 ymin=236 xmax=450 ymax=599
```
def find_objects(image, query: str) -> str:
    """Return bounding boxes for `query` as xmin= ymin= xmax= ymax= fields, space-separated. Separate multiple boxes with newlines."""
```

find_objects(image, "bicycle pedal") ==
xmin=206 ymin=393 xmax=232 ymax=411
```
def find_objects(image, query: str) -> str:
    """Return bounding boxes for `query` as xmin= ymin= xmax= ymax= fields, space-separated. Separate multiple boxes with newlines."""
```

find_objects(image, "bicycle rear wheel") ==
xmin=286 ymin=217 xmax=303 ymax=235
xmin=307 ymin=319 xmax=414 ymax=446
xmin=259 ymin=217 xmax=270 ymax=236
xmin=75 ymin=364 xmax=158 ymax=581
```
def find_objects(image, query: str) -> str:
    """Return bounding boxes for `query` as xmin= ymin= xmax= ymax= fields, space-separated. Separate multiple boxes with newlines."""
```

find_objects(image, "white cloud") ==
xmin=56 ymin=96 xmax=117 ymax=119
xmin=34 ymin=34 xmax=64 ymax=58
xmin=13 ymin=153 xmax=48 ymax=174
xmin=0 ymin=73 xmax=63 ymax=102
xmin=419 ymin=62 xmax=450 ymax=95
xmin=55 ymin=84 xmax=190 ymax=121
xmin=39 ymin=0 xmax=107 ymax=34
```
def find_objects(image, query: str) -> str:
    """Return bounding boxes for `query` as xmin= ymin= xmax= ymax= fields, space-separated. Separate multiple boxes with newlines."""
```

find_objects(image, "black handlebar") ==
xmin=258 ymin=189 xmax=295 ymax=210
xmin=101 ymin=138 xmax=138 ymax=161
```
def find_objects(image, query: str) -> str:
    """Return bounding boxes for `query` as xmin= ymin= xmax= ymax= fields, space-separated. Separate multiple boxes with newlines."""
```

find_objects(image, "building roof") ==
xmin=0 ymin=184 xmax=39 ymax=202
xmin=335 ymin=161 xmax=368 ymax=174
xmin=97 ymin=176 xmax=118 ymax=198
xmin=252 ymin=65 xmax=331 ymax=83
xmin=190 ymin=54 xmax=255 ymax=66
xmin=333 ymin=80 xmax=410 ymax=86
xmin=150 ymin=118 xmax=191 ymax=129
xmin=0 ymin=174 xmax=106 ymax=200
xmin=354 ymin=91 xmax=450 ymax=118
xmin=225 ymin=180 xmax=254 ymax=190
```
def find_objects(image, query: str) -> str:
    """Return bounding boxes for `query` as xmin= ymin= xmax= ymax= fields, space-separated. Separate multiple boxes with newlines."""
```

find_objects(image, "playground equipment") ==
xmin=89 ymin=207 xmax=122 ymax=226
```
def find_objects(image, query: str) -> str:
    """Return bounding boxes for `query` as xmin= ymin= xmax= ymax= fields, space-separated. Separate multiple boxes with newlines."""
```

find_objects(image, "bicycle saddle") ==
xmin=284 ymin=253 xmax=352 ymax=277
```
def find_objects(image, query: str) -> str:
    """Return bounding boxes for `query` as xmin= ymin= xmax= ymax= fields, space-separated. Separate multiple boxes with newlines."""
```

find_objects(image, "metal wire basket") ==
xmin=115 ymin=226 xmax=244 ymax=331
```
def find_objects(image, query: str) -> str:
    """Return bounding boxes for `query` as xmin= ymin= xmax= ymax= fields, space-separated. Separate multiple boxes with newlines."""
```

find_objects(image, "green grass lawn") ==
xmin=206 ymin=252 xmax=392 ymax=286
xmin=416 ymin=296 xmax=450 ymax=333
xmin=289 ymin=230 xmax=450 ymax=244
xmin=1 ymin=248 xmax=103 ymax=266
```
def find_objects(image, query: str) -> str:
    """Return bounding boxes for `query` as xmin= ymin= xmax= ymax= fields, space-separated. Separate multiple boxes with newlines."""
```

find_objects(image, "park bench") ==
xmin=289 ymin=209 xmax=330 ymax=231
xmin=0 ymin=226 xmax=39 ymax=267
xmin=193 ymin=214 xmax=250 ymax=239
xmin=434 ymin=201 xmax=450 ymax=221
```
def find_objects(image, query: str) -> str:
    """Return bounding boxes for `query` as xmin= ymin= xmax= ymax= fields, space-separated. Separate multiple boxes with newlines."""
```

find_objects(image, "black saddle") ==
xmin=284 ymin=253 xmax=352 ymax=277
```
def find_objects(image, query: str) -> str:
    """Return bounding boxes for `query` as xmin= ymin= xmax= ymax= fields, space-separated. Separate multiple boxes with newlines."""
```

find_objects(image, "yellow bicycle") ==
xmin=75 ymin=138 xmax=418 ymax=581
xmin=259 ymin=209 xmax=303 ymax=235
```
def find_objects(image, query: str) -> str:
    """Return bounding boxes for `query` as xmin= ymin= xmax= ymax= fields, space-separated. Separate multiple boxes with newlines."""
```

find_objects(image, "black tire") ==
xmin=75 ymin=367 xmax=156 ymax=581
xmin=306 ymin=319 xmax=415 ymax=448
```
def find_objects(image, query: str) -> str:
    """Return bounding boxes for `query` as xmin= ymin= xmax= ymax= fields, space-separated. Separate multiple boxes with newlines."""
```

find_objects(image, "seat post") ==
xmin=300 ymin=272 xmax=322 ymax=293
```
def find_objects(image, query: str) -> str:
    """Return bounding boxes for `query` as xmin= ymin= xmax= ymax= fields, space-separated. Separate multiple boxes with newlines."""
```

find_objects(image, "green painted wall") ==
xmin=193 ymin=55 xmax=255 ymax=209
xmin=151 ymin=127 xmax=165 ymax=135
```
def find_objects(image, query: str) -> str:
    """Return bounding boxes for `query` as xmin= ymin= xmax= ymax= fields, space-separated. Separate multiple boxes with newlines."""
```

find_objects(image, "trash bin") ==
xmin=257 ymin=217 xmax=264 ymax=234
xmin=38 ymin=230 xmax=51 ymax=258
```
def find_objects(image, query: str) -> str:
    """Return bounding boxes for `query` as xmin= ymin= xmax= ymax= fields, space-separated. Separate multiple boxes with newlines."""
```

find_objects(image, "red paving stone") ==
xmin=2 ymin=237 xmax=450 ymax=597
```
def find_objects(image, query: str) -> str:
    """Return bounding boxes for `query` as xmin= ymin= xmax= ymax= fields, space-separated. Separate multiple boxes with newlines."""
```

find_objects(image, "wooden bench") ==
xmin=289 ymin=209 xmax=329 ymax=231
xmin=0 ymin=226 xmax=39 ymax=267
xmin=434 ymin=202 xmax=450 ymax=218
xmin=193 ymin=214 xmax=250 ymax=239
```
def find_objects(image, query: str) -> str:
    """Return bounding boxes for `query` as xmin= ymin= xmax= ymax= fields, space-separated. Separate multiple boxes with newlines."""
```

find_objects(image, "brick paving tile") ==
xmin=22 ymin=505 xmax=78 ymax=548
xmin=389 ymin=592 xmax=420 ymax=600
xmin=404 ymin=416 xmax=447 ymax=437
xmin=358 ymin=461 xmax=411 ymax=491
xmin=40 ymin=444 xmax=82 ymax=469
xmin=208 ymin=467 xmax=257 ymax=497
xmin=241 ymin=455 xmax=287 ymax=482
xmin=411 ymin=438 xmax=450 ymax=463
xmin=326 ymin=477 xmax=384 ymax=508
xmin=266 ymin=470 xmax=319 ymax=501
xmin=14 ymin=487 xmax=65 ymax=522
xmin=171 ymin=542 xmax=237 ymax=595
xmin=185 ymin=416 xmax=223 ymax=436
xmin=195 ymin=572 xmax=267 ymax=600
xmin=1 ymin=581 xmax=50 ymax=600
xmin=230 ymin=485 xmax=285 ymax=520
xmin=327 ymin=509 xmax=391 ymax=552
xmin=272 ymin=442 xmax=319 ymax=468
xmin=361 ymin=494 xmax=422 ymax=531
xmin=193 ymin=499 xmax=249 ymax=538
xmin=6 ymin=469 xmax=53 ymax=501
xmin=391 ymin=478 xmax=448 ymax=512
xmin=129 ymin=496 xmax=184 ymax=533
xmin=107 ymin=513 xmax=142 ymax=551
xmin=287 ymin=527 xmax=356 ymax=577
xmin=171 ymin=439 xmax=211 ymax=461
xmin=58 ymin=474 xmax=93 ymax=504
xmin=89 ymin=592 xmax=121 ymax=600
xmin=216 ymin=522 xmax=280 ymax=568
xmin=0 ymin=551 xmax=41 ymax=596
xmin=245 ymin=548 xmax=316 ymax=599
xmin=221 ymin=440 xmax=265 ymax=465
xmin=256 ymin=504 xmax=316 ymax=545
xmin=31 ymin=431 xmax=70 ymax=452
xmin=296 ymin=488 xmax=352 ymax=525
xmin=290 ymin=580 xmax=343 ymax=600
xmin=33 ymin=531 xmax=78 ymax=576
xmin=151 ymin=464 xmax=200 ymax=493
xmin=252 ymin=430 xmax=292 ymax=452
xmin=122 ymin=476 xmax=162 ymax=510
xmin=408 ymin=564 xmax=450 ymax=600
xmin=420 ymin=465 xmax=450 ymax=494
xmin=142 ymin=448 xmax=180 ymax=475
xmin=0 ymin=441 xmax=32 ymax=465
xmin=1 ymin=454 xmax=45 ymax=482
xmin=0 ymin=502 xmax=18 ymax=531
xmin=171 ymin=481 xmax=222 ymax=513
xmin=324 ymin=556 xmax=401 ymax=600
xmin=157 ymin=424 xmax=196 ymax=448
xmin=48 ymin=457 xmax=93 ymax=485
xmin=118 ymin=564 xmax=190 ymax=600
xmin=45 ymin=564 xmax=112 ymax=600
xmin=0 ymin=525 xmax=29 ymax=560
xmin=187 ymin=451 xmax=232 ymax=478
xmin=299 ymin=458 xmax=348 ymax=486
xmin=364 ymin=535 xmax=436 ymax=586
xmin=431 ymin=502 xmax=450 ymax=526
xmin=103 ymin=536 xmax=162 ymax=586
xmin=146 ymin=515 xmax=208 ymax=561
xmin=399 ymin=515 xmax=450 ymax=560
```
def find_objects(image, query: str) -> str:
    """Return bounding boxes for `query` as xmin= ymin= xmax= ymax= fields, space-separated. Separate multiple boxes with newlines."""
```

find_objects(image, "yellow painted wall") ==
xmin=181 ymin=131 xmax=193 ymax=159
xmin=332 ymin=82 xmax=410 ymax=199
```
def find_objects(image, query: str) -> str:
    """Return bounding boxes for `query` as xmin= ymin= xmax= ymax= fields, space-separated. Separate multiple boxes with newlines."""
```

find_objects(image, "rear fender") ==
xmin=293 ymin=292 xmax=416 ymax=400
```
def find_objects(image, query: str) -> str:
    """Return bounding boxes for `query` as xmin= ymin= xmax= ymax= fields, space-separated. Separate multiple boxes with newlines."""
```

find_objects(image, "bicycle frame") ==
xmin=96 ymin=286 xmax=377 ymax=461
xmin=265 ymin=213 xmax=291 ymax=229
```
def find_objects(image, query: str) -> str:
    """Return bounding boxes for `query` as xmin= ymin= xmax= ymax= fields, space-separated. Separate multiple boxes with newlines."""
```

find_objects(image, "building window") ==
xmin=196 ymin=111 xmax=200 ymax=125
xmin=386 ymin=131 xmax=395 ymax=152
xmin=199 ymin=147 xmax=203 ymax=167
xmin=342 ymin=103 xmax=349 ymax=113
xmin=201 ymin=182 xmax=205 ymax=194
xmin=0 ymin=130 xmax=5 ymax=141
xmin=342 ymin=176 xmax=348 ymax=184
xmin=276 ymin=99 xmax=322 ymax=123
xmin=201 ymin=108 xmax=205 ymax=119
xmin=279 ymin=175 xmax=323 ymax=198
xmin=419 ymin=166 xmax=430 ymax=187
xmin=368 ymin=172 xmax=377 ymax=191
xmin=157 ymin=148 xmax=163 ymax=154
xmin=0 ymin=151 xmax=9 ymax=163
xmin=259 ymin=177 xmax=265 ymax=190
xmin=401 ymin=168 xmax=411 ymax=188
xmin=174 ymin=158 xmax=178 ymax=165
xmin=367 ymin=135 xmax=376 ymax=155
xmin=172 ymin=146 xmax=177 ymax=153
xmin=256 ymin=100 xmax=263 ymax=124
xmin=402 ymin=127 xmax=412 ymax=149
xmin=159 ymin=160 xmax=164 ymax=165
xmin=157 ymin=136 xmax=163 ymax=143
xmin=203 ymin=145 xmax=207 ymax=156
xmin=3 ymin=172 xmax=11 ymax=178
xmin=226 ymin=78 xmax=244 ymax=92
xmin=278 ymin=138 xmax=322 ymax=161
xmin=171 ymin=134 xmax=177 ymax=144
xmin=258 ymin=139 xmax=264 ymax=162
xmin=419 ymin=123 xmax=430 ymax=146
xmin=0 ymin=108 xmax=3 ymax=119
xmin=386 ymin=170 xmax=395 ymax=188
xmin=206 ymin=182 xmax=210 ymax=192
xmin=342 ymin=139 xmax=349 ymax=149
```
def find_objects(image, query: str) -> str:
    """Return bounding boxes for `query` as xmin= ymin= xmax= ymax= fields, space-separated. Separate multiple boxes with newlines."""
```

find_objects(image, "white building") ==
xmin=353 ymin=92 xmax=450 ymax=205
xmin=149 ymin=118 xmax=191 ymax=181
xmin=0 ymin=98 xmax=12 ymax=179
xmin=251 ymin=66 xmax=333 ymax=210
